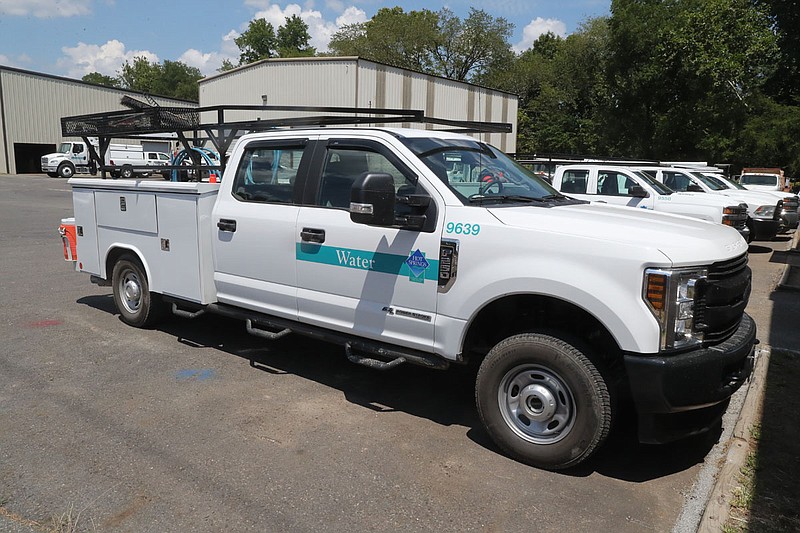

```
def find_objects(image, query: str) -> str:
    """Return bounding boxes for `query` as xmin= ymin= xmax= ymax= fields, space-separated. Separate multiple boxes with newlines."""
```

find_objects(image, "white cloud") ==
xmin=177 ymin=30 xmax=240 ymax=75
xmin=0 ymin=53 xmax=31 ymax=67
xmin=0 ymin=0 xmax=91 ymax=17
xmin=58 ymin=40 xmax=159 ymax=78
xmin=246 ymin=3 xmax=366 ymax=52
xmin=513 ymin=17 xmax=567 ymax=53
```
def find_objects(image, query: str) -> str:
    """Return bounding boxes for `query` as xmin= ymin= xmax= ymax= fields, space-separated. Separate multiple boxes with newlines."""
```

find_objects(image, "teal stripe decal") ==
xmin=296 ymin=243 xmax=439 ymax=281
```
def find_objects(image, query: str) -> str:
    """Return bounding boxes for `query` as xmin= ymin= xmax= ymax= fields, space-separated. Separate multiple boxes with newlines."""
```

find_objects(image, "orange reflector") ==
xmin=646 ymin=274 xmax=667 ymax=310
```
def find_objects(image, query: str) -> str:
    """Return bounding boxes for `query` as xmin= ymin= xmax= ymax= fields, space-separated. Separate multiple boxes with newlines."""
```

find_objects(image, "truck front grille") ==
xmin=694 ymin=253 xmax=751 ymax=343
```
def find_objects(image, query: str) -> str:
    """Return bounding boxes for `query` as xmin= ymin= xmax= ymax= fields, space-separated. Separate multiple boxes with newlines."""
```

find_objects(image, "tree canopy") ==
xmin=328 ymin=7 xmax=512 ymax=82
xmin=235 ymin=15 xmax=315 ymax=65
xmin=119 ymin=57 xmax=202 ymax=101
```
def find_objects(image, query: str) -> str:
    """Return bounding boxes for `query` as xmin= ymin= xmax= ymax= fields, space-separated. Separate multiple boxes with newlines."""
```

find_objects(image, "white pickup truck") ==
xmin=62 ymin=127 xmax=756 ymax=470
xmin=551 ymin=164 xmax=751 ymax=241
xmin=635 ymin=166 xmax=784 ymax=241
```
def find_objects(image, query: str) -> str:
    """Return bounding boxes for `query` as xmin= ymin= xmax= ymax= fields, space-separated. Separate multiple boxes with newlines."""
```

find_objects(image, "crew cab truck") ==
xmin=41 ymin=140 xmax=170 ymax=179
xmin=551 ymin=164 xmax=751 ymax=241
xmin=635 ymin=166 xmax=784 ymax=241
xmin=63 ymin=127 xmax=756 ymax=470
xmin=706 ymin=173 xmax=799 ymax=232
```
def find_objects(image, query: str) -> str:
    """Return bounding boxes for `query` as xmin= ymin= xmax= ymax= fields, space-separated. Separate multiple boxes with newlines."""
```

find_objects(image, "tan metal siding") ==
xmin=0 ymin=68 xmax=193 ymax=173
xmin=198 ymin=57 xmax=518 ymax=153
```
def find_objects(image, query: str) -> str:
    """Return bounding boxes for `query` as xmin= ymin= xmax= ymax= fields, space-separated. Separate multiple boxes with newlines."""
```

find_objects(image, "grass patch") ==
xmin=723 ymin=350 xmax=800 ymax=532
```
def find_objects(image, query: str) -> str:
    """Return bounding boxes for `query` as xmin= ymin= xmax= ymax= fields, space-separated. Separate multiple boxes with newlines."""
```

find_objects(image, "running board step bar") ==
xmin=246 ymin=320 xmax=292 ymax=340
xmin=345 ymin=341 xmax=448 ymax=371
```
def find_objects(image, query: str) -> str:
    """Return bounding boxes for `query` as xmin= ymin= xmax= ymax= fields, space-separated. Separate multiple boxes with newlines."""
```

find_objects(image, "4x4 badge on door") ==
xmin=405 ymin=249 xmax=430 ymax=284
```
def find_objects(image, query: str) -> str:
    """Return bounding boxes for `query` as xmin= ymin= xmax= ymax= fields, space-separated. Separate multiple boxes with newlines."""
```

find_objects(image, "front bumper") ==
xmin=623 ymin=313 xmax=756 ymax=443
xmin=749 ymin=218 xmax=781 ymax=241
xmin=779 ymin=210 xmax=799 ymax=231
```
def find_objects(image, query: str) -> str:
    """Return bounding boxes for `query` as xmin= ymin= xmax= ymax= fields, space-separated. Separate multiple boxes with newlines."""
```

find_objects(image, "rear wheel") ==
xmin=476 ymin=333 xmax=612 ymax=470
xmin=120 ymin=165 xmax=134 ymax=179
xmin=111 ymin=254 xmax=167 ymax=328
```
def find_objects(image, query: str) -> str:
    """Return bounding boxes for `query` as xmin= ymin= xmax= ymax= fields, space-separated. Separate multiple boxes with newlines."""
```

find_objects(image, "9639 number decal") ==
xmin=446 ymin=222 xmax=481 ymax=236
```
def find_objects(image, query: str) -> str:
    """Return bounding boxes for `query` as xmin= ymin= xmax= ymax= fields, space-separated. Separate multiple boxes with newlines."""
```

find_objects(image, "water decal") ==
xmin=296 ymin=244 xmax=438 ymax=281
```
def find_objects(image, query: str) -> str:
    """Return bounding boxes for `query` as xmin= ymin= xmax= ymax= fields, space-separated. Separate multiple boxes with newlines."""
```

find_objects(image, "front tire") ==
xmin=120 ymin=165 xmax=134 ymax=179
xmin=57 ymin=162 xmax=75 ymax=179
xmin=111 ymin=254 xmax=167 ymax=328
xmin=476 ymin=333 xmax=612 ymax=470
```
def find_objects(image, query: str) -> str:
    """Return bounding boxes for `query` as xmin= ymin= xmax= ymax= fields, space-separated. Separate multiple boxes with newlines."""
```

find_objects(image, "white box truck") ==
xmin=41 ymin=139 xmax=170 ymax=179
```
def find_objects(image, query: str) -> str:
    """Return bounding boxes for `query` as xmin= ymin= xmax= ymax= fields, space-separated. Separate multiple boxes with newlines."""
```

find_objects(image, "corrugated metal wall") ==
xmin=0 ymin=67 xmax=195 ymax=174
xmin=200 ymin=57 xmax=517 ymax=153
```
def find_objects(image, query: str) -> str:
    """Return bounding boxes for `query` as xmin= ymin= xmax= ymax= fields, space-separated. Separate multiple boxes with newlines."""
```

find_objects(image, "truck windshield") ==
xmin=691 ymin=172 xmax=727 ymax=191
xmin=712 ymin=174 xmax=747 ymax=190
xmin=400 ymin=137 xmax=564 ymax=205
xmin=58 ymin=143 xmax=71 ymax=154
xmin=740 ymin=174 xmax=778 ymax=186
xmin=633 ymin=170 xmax=674 ymax=195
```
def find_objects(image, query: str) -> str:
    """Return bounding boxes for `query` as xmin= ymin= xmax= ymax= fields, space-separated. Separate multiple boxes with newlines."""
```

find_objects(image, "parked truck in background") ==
xmin=635 ymin=166 xmax=783 ymax=241
xmin=551 ymin=164 xmax=752 ymax=241
xmin=59 ymin=123 xmax=757 ymax=471
xmin=41 ymin=139 xmax=170 ymax=179
xmin=740 ymin=167 xmax=789 ymax=192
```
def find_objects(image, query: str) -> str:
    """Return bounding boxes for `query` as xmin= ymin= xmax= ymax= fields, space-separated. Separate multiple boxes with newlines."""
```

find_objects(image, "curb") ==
xmin=776 ymin=229 xmax=800 ymax=290
xmin=696 ymin=345 xmax=771 ymax=532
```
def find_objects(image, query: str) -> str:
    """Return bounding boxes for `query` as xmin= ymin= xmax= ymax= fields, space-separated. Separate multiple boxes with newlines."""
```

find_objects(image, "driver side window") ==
xmin=317 ymin=148 xmax=423 ymax=213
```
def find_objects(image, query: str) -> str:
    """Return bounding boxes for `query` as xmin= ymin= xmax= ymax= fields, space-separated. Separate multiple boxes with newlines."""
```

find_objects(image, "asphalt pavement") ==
xmin=0 ymin=174 xmax=796 ymax=532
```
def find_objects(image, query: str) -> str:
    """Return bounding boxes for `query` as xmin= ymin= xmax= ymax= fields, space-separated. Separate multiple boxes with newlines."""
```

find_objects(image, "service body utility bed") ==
xmin=62 ymin=114 xmax=756 ymax=472
xmin=71 ymin=179 xmax=219 ymax=305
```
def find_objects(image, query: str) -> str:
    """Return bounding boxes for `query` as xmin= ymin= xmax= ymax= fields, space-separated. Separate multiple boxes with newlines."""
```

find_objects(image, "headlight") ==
xmin=753 ymin=205 xmax=776 ymax=218
xmin=644 ymin=267 xmax=707 ymax=350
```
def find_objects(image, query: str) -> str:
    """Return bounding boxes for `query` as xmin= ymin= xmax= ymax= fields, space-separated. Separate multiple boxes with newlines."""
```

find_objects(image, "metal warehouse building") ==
xmin=0 ymin=65 xmax=196 ymax=174
xmin=199 ymin=57 xmax=518 ymax=153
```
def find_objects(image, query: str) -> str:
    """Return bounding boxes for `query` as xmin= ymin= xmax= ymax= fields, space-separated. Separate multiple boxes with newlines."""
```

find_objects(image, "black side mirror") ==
xmin=350 ymin=172 xmax=396 ymax=226
xmin=629 ymin=185 xmax=649 ymax=198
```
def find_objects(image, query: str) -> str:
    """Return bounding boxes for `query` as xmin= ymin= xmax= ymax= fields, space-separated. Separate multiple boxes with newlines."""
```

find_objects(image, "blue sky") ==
xmin=0 ymin=0 xmax=610 ymax=79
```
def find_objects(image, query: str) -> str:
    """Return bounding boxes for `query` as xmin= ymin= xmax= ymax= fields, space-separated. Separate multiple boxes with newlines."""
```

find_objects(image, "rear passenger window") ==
xmin=663 ymin=172 xmax=691 ymax=192
xmin=232 ymin=145 xmax=305 ymax=204
xmin=561 ymin=170 xmax=588 ymax=194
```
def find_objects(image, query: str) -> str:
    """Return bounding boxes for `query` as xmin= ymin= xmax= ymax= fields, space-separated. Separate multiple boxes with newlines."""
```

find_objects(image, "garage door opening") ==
xmin=14 ymin=143 xmax=56 ymax=174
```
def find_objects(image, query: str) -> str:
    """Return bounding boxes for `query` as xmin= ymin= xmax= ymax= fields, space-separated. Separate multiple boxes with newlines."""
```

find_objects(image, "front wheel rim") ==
xmin=118 ymin=269 xmax=142 ymax=314
xmin=498 ymin=364 xmax=576 ymax=445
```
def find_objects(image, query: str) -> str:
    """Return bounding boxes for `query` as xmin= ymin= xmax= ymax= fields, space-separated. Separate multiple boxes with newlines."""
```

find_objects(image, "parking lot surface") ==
xmin=0 ymin=174 xmax=795 ymax=532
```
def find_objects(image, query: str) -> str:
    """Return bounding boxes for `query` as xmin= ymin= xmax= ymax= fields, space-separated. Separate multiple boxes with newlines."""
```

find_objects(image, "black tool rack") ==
xmin=61 ymin=103 xmax=513 ymax=179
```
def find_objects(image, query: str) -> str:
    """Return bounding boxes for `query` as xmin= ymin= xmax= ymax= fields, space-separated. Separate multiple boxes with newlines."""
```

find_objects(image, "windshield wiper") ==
xmin=468 ymin=195 xmax=549 ymax=205
xmin=540 ymin=193 xmax=570 ymax=201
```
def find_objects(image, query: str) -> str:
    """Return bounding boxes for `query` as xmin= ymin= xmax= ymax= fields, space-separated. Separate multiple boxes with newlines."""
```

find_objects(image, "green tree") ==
xmin=235 ymin=18 xmax=278 ymax=64
xmin=119 ymin=56 xmax=201 ymax=101
xmin=81 ymin=71 xmax=120 ymax=88
xmin=330 ymin=7 xmax=440 ymax=73
xmin=217 ymin=59 xmax=236 ymax=73
xmin=754 ymin=0 xmax=800 ymax=103
xmin=328 ymin=7 xmax=513 ymax=82
xmin=277 ymin=15 xmax=316 ymax=57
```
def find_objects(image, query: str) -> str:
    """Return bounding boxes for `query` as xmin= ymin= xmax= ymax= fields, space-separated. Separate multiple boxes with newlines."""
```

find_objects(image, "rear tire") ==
xmin=111 ymin=254 xmax=167 ymax=328
xmin=120 ymin=165 xmax=134 ymax=179
xmin=476 ymin=333 xmax=612 ymax=470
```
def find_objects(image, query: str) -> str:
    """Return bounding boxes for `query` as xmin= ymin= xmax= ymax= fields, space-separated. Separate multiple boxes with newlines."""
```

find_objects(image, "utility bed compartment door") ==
xmin=95 ymin=191 xmax=158 ymax=233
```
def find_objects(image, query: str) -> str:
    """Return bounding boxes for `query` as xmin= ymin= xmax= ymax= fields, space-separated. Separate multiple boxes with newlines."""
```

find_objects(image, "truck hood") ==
xmin=714 ymin=189 xmax=783 ymax=211
xmin=488 ymin=203 xmax=747 ymax=266
xmin=667 ymin=191 xmax=742 ymax=208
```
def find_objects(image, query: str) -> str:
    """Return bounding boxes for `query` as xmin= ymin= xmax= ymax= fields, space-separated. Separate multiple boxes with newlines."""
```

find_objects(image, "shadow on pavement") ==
xmin=78 ymin=294 xmax=720 ymax=482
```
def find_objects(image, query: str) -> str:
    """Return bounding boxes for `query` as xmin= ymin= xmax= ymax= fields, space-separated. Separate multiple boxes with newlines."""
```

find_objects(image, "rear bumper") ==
xmin=623 ymin=313 xmax=756 ymax=443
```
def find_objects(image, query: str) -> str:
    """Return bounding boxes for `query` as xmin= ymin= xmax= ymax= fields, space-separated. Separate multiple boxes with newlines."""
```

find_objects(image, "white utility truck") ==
xmin=635 ymin=166 xmax=784 ymax=240
xmin=551 ymin=164 xmax=752 ymax=241
xmin=61 ymin=121 xmax=756 ymax=470
xmin=41 ymin=139 xmax=170 ymax=179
